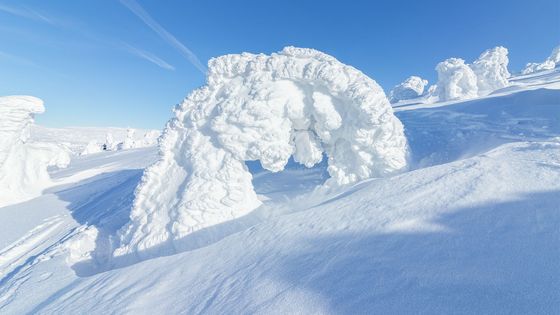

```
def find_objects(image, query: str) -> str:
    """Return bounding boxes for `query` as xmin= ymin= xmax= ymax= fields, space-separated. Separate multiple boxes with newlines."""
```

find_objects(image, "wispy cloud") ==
xmin=119 ymin=0 xmax=206 ymax=74
xmin=122 ymin=43 xmax=175 ymax=71
xmin=0 ymin=3 xmax=57 ymax=25
xmin=0 ymin=50 xmax=36 ymax=66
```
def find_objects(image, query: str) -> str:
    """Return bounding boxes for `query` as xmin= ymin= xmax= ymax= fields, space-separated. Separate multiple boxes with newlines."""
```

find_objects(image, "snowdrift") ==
xmin=0 ymin=96 xmax=70 ymax=207
xmin=115 ymin=47 xmax=409 ymax=257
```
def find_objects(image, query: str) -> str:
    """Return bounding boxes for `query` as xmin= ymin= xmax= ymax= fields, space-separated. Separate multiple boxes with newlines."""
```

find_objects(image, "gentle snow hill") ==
xmin=0 ymin=70 xmax=559 ymax=314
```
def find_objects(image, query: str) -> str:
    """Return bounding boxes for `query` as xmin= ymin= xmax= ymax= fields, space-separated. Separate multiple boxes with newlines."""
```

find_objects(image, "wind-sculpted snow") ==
xmin=435 ymin=58 xmax=479 ymax=101
xmin=389 ymin=76 xmax=428 ymax=103
xmin=522 ymin=45 xmax=560 ymax=74
xmin=0 ymin=96 xmax=70 ymax=207
xmin=115 ymin=47 xmax=408 ymax=257
xmin=471 ymin=46 xmax=510 ymax=95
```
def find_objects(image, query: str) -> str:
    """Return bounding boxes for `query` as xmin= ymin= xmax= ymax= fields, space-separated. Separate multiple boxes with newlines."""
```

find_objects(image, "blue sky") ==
xmin=1 ymin=0 xmax=558 ymax=129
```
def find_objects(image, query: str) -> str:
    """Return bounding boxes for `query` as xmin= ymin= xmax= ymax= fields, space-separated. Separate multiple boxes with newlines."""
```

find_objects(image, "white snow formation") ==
xmin=389 ymin=76 xmax=428 ymax=103
xmin=80 ymin=140 xmax=103 ymax=155
xmin=435 ymin=58 xmax=479 ymax=101
xmin=0 ymin=96 xmax=70 ymax=207
xmin=104 ymin=132 xmax=117 ymax=151
xmin=119 ymin=128 xmax=136 ymax=150
xmin=115 ymin=47 xmax=409 ymax=256
xmin=522 ymin=45 xmax=560 ymax=74
xmin=471 ymin=46 xmax=510 ymax=95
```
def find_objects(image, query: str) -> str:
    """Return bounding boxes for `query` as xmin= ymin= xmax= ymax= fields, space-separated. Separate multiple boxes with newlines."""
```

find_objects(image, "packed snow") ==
xmin=115 ymin=47 xmax=408 ymax=258
xmin=0 ymin=96 xmax=70 ymax=207
xmin=1 ymin=48 xmax=559 ymax=314
xmin=389 ymin=76 xmax=428 ymax=103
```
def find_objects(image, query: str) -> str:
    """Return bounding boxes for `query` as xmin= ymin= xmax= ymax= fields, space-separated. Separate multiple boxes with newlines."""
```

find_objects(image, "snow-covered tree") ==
xmin=0 ymin=96 xmax=70 ymax=207
xmin=435 ymin=58 xmax=478 ymax=101
xmin=80 ymin=140 xmax=103 ymax=155
xmin=471 ymin=46 xmax=510 ymax=95
xmin=119 ymin=128 xmax=136 ymax=150
xmin=104 ymin=132 xmax=116 ymax=151
xmin=522 ymin=45 xmax=560 ymax=74
xmin=389 ymin=76 xmax=429 ymax=103
xmin=115 ymin=47 xmax=409 ymax=257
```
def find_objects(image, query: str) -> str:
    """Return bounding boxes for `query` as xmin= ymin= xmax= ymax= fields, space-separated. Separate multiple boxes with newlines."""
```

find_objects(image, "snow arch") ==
xmin=116 ymin=47 xmax=408 ymax=255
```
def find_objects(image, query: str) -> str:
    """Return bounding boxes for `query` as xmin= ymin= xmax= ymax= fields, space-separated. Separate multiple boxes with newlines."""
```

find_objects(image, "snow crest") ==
xmin=0 ymin=96 xmax=70 ymax=207
xmin=389 ymin=76 xmax=428 ymax=103
xmin=115 ymin=47 xmax=408 ymax=256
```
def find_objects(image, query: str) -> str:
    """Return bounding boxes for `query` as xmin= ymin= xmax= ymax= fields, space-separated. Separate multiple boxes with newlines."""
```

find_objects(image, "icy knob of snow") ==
xmin=435 ymin=58 xmax=479 ymax=101
xmin=115 ymin=47 xmax=409 ymax=257
xmin=0 ymin=96 xmax=70 ymax=207
xmin=471 ymin=46 xmax=510 ymax=95
xmin=389 ymin=76 xmax=428 ymax=103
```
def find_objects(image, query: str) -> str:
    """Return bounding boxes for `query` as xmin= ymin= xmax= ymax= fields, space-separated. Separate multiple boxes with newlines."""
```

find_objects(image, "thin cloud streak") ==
xmin=0 ymin=4 xmax=56 ymax=25
xmin=120 ymin=0 xmax=206 ymax=75
xmin=123 ymin=43 xmax=175 ymax=71
xmin=0 ymin=50 xmax=36 ymax=66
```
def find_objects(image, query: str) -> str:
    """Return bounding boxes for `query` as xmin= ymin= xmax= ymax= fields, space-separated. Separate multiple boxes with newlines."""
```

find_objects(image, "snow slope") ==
xmin=0 ymin=69 xmax=559 ymax=314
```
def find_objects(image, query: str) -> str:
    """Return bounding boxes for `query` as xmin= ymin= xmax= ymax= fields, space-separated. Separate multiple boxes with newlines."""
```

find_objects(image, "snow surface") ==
xmin=0 ymin=96 xmax=70 ymax=207
xmin=0 ymin=58 xmax=559 ymax=315
xmin=115 ymin=47 xmax=408 ymax=258
xmin=388 ymin=76 xmax=428 ymax=103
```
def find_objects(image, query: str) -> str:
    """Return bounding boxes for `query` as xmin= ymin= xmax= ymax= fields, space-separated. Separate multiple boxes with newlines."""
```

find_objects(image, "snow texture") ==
xmin=115 ymin=47 xmax=409 ymax=256
xmin=471 ymin=46 xmax=510 ymax=95
xmin=522 ymin=45 xmax=560 ymax=74
xmin=389 ymin=76 xmax=428 ymax=103
xmin=435 ymin=58 xmax=479 ymax=101
xmin=0 ymin=96 xmax=70 ymax=207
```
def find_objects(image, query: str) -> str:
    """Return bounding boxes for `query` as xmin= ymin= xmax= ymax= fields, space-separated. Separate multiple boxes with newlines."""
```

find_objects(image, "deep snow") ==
xmin=0 ymin=64 xmax=559 ymax=314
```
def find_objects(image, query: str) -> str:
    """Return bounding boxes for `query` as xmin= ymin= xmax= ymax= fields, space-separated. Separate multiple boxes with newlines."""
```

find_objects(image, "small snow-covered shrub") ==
xmin=389 ymin=76 xmax=428 ymax=103
xmin=522 ymin=45 xmax=560 ymax=74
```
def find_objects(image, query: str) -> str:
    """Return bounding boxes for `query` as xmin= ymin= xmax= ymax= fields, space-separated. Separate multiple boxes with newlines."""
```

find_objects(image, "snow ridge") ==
xmin=115 ymin=47 xmax=408 ymax=257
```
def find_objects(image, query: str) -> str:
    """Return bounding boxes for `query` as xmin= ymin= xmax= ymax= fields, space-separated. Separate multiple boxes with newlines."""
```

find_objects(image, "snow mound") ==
xmin=471 ymin=46 xmax=510 ymax=95
xmin=115 ymin=47 xmax=408 ymax=257
xmin=0 ymin=96 xmax=70 ymax=207
xmin=435 ymin=58 xmax=479 ymax=101
xmin=522 ymin=45 xmax=560 ymax=74
xmin=80 ymin=140 xmax=103 ymax=155
xmin=389 ymin=76 xmax=428 ymax=103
